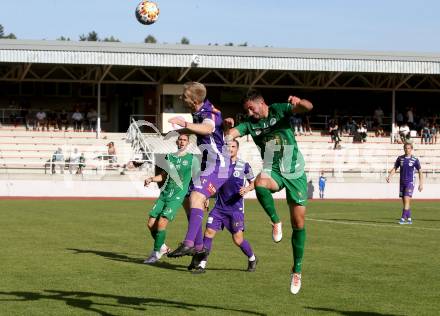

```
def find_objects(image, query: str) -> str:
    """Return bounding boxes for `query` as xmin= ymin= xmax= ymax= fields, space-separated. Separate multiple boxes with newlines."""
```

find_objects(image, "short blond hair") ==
xmin=183 ymin=82 xmax=207 ymax=103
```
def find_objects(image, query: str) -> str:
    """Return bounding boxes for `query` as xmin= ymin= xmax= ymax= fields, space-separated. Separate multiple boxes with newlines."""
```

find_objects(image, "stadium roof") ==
xmin=2 ymin=39 xmax=440 ymax=75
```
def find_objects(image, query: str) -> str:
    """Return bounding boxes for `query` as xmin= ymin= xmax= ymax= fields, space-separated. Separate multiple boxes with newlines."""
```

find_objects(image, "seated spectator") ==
xmin=392 ymin=123 xmax=400 ymax=143
xmin=87 ymin=108 xmax=98 ymax=131
xmin=78 ymin=153 xmax=86 ymax=174
xmin=396 ymin=111 xmax=404 ymax=126
xmin=35 ymin=109 xmax=47 ymax=131
xmin=95 ymin=142 xmax=117 ymax=166
xmin=50 ymin=147 xmax=64 ymax=174
xmin=431 ymin=123 xmax=438 ymax=144
xmin=375 ymin=125 xmax=385 ymax=137
xmin=399 ymin=123 xmax=410 ymax=143
xmin=46 ymin=110 xmax=58 ymax=131
xmin=58 ymin=110 xmax=69 ymax=131
xmin=421 ymin=123 xmax=431 ymax=145
xmin=69 ymin=148 xmax=81 ymax=174
xmin=72 ymin=109 xmax=83 ymax=132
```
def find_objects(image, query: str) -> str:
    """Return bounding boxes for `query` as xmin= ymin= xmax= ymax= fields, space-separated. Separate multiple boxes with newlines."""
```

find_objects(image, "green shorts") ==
xmin=148 ymin=196 xmax=184 ymax=221
xmin=269 ymin=170 xmax=308 ymax=206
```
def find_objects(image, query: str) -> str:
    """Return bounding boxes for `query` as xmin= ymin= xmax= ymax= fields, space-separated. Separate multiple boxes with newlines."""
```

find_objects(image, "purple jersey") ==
xmin=192 ymin=99 xmax=226 ymax=170
xmin=394 ymin=155 xmax=421 ymax=184
xmin=214 ymin=159 xmax=254 ymax=213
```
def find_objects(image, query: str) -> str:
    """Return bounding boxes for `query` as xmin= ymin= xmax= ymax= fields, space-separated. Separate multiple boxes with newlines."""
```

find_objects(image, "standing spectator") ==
xmin=329 ymin=120 xmax=341 ymax=149
xmin=8 ymin=100 xmax=18 ymax=126
xmin=303 ymin=115 xmax=312 ymax=135
xmin=374 ymin=106 xmax=384 ymax=126
xmin=72 ymin=109 xmax=83 ymax=132
xmin=392 ymin=123 xmax=400 ymax=143
xmin=69 ymin=148 xmax=81 ymax=174
xmin=51 ymin=147 xmax=64 ymax=174
xmin=20 ymin=106 xmax=30 ymax=131
xmin=78 ymin=153 xmax=86 ymax=174
xmin=107 ymin=141 xmax=117 ymax=165
xmin=318 ymin=172 xmax=326 ymax=199
xmin=431 ymin=123 xmax=438 ymax=144
xmin=406 ymin=107 xmax=414 ymax=129
xmin=396 ymin=111 xmax=404 ymax=126
xmin=35 ymin=109 xmax=47 ymax=131
xmin=87 ymin=108 xmax=98 ymax=131
xmin=290 ymin=114 xmax=303 ymax=136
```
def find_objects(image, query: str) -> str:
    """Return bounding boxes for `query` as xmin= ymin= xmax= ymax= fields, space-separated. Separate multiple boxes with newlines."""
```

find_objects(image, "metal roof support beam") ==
xmin=324 ymin=72 xmax=342 ymax=88
xmin=287 ymin=73 xmax=304 ymax=86
xmin=196 ymin=70 xmax=212 ymax=83
xmin=19 ymin=63 xmax=32 ymax=81
xmin=120 ymin=68 xmax=137 ymax=81
xmin=213 ymin=70 xmax=231 ymax=84
xmin=394 ymin=74 xmax=413 ymax=90
xmin=99 ymin=65 xmax=112 ymax=83
xmin=250 ymin=70 xmax=267 ymax=88
xmin=413 ymin=77 xmax=427 ymax=89
xmin=59 ymin=66 xmax=77 ymax=80
xmin=177 ymin=67 xmax=191 ymax=82
xmin=138 ymin=68 xmax=156 ymax=82
xmin=429 ymin=76 xmax=440 ymax=88
xmin=358 ymin=74 xmax=374 ymax=88
xmin=232 ymin=71 xmax=246 ymax=84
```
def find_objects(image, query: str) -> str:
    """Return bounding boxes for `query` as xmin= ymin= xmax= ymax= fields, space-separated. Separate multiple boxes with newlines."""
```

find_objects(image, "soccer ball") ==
xmin=135 ymin=1 xmax=160 ymax=25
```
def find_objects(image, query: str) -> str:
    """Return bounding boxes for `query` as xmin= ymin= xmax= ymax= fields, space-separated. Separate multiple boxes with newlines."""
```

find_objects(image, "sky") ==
xmin=1 ymin=0 xmax=440 ymax=53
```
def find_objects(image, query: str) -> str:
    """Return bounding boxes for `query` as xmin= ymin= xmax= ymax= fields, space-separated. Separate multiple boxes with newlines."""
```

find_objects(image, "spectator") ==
xmin=329 ymin=120 xmax=341 ymax=149
xmin=421 ymin=122 xmax=431 ymax=145
xmin=406 ymin=107 xmax=414 ymax=129
xmin=163 ymin=103 xmax=175 ymax=113
xmin=72 ymin=109 xmax=83 ymax=132
xmin=58 ymin=110 xmax=69 ymax=131
xmin=8 ymin=100 xmax=18 ymax=126
xmin=20 ymin=106 xmax=30 ymax=131
xmin=303 ymin=115 xmax=312 ymax=135
xmin=344 ymin=116 xmax=356 ymax=135
xmin=51 ymin=147 xmax=65 ymax=174
xmin=107 ymin=141 xmax=117 ymax=165
xmin=46 ymin=110 xmax=58 ymax=131
xmin=431 ymin=123 xmax=438 ymax=144
xmin=375 ymin=125 xmax=385 ymax=137
xmin=87 ymin=108 xmax=98 ymax=131
xmin=78 ymin=153 xmax=86 ymax=174
xmin=290 ymin=114 xmax=303 ymax=136
xmin=396 ymin=111 xmax=404 ymax=126
xmin=357 ymin=122 xmax=368 ymax=143
xmin=399 ymin=123 xmax=410 ymax=143
xmin=35 ymin=109 xmax=47 ymax=131
xmin=374 ymin=106 xmax=384 ymax=126
xmin=69 ymin=148 xmax=81 ymax=174
xmin=392 ymin=123 xmax=400 ymax=143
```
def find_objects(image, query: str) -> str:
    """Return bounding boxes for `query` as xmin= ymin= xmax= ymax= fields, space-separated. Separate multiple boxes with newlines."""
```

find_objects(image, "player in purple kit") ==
xmin=167 ymin=82 xmax=231 ymax=258
xmin=191 ymin=139 xmax=256 ymax=274
xmin=386 ymin=143 xmax=424 ymax=224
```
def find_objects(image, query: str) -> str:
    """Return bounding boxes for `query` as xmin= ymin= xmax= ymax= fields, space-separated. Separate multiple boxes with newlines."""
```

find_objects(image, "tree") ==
xmin=180 ymin=37 xmax=190 ymax=45
xmin=238 ymin=42 xmax=248 ymax=47
xmin=224 ymin=42 xmax=234 ymax=46
xmin=103 ymin=36 xmax=120 ymax=42
xmin=0 ymin=24 xmax=16 ymax=39
xmin=79 ymin=31 xmax=99 ymax=41
xmin=144 ymin=35 xmax=157 ymax=43
xmin=57 ymin=36 xmax=70 ymax=41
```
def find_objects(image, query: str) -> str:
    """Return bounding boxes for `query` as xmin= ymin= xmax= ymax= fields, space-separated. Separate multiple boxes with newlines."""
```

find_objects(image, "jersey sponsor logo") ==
xmin=270 ymin=118 xmax=277 ymax=126
xmin=207 ymin=216 xmax=214 ymax=224
xmin=207 ymin=183 xmax=216 ymax=195
xmin=182 ymin=160 xmax=189 ymax=166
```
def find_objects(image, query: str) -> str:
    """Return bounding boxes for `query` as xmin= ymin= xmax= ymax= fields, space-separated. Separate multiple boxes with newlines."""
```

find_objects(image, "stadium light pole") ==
xmin=391 ymin=89 xmax=396 ymax=144
xmin=97 ymin=83 xmax=101 ymax=139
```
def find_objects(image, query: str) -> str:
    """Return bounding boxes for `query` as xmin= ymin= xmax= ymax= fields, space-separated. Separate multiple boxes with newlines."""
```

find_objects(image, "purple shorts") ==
xmin=206 ymin=208 xmax=245 ymax=234
xmin=400 ymin=182 xmax=414 ymax=198
xmin=191 ymin=162 xmax=231 ymax=198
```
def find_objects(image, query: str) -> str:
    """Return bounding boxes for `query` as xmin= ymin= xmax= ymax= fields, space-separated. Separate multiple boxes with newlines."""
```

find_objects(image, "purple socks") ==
xmin=184 ymin=208 xmax=204 ymax=247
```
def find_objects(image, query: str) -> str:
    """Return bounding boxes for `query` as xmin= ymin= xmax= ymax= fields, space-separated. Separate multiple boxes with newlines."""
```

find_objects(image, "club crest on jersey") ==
xmin=233 ymin=170 xmax=240 ymax=177
xmin=270 ymin=118 xmax=277 ymax=126
xmin=255 ymin=129 xmax=262 ymax=135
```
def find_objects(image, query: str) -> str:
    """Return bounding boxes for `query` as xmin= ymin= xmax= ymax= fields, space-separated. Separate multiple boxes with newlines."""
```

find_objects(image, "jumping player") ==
xmin=386 ymin=142 xmax=423 ymax=224
xmin=143 ymin=134 xmax=194 ymax=263
xmin=167 ymin=82 xmax=231 ymax=257
xmin=225 ymin=89 xmax=313 ymax=294
xmin=191 ymin=140 xmax=257 ymax=274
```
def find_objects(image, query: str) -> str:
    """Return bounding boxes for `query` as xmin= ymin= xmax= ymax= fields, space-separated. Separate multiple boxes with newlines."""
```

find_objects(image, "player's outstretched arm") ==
xmin=144 ymin=172 xmax=165 ymax=186
xmin=168 ymin=116 xmax=214 ymax=136
xmin=288 ymin=96 xmax=313 ymax=113
xmin=418 ymin=169 xmax=424 ymax=191
xmin=225 ymin=127 xmax=241 ymax=144
xmin=386 ymin=168 xmax=396 ymax=183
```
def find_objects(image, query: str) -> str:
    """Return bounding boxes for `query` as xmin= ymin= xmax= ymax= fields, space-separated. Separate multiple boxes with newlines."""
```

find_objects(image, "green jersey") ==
xmin=235 ymin=103 xmax=305 ymax=177
xmin=160 ymin=152 xmax=193 ymax=201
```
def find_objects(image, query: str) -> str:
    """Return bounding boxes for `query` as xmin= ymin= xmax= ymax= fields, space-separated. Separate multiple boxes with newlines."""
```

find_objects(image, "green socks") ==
xmin=154 ymin=230 xmax=167 ymax=252
xmin=291 ymin=228 xmax=306 ymax=273
xmin=255 ymin=186 xmax=281 ymax=224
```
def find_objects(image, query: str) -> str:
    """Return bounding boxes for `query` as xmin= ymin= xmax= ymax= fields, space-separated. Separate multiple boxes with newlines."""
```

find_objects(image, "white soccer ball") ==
xmin=135 ymin=1 xmax=160 ymax=25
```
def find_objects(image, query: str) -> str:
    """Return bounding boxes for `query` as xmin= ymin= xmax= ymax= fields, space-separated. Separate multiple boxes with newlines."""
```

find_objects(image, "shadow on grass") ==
xmin=305 ymin=306 xmax=405 ymax=316
xmin=0 ymin=290 xmax=267 ymax=316
xmin=67 ymin=248 xmax=243 ymax=272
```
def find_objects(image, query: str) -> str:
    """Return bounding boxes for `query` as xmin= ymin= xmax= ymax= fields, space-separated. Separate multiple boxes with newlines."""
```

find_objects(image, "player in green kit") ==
xmin=143 ymin=134 xmax=194 ymax=264
xmin=225 ymin=90 xmax=313 ymax=294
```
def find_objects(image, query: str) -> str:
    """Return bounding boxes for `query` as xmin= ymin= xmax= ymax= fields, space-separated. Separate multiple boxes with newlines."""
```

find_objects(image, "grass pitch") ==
xmin=0 ymin=199 xmax=439 ymax=316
